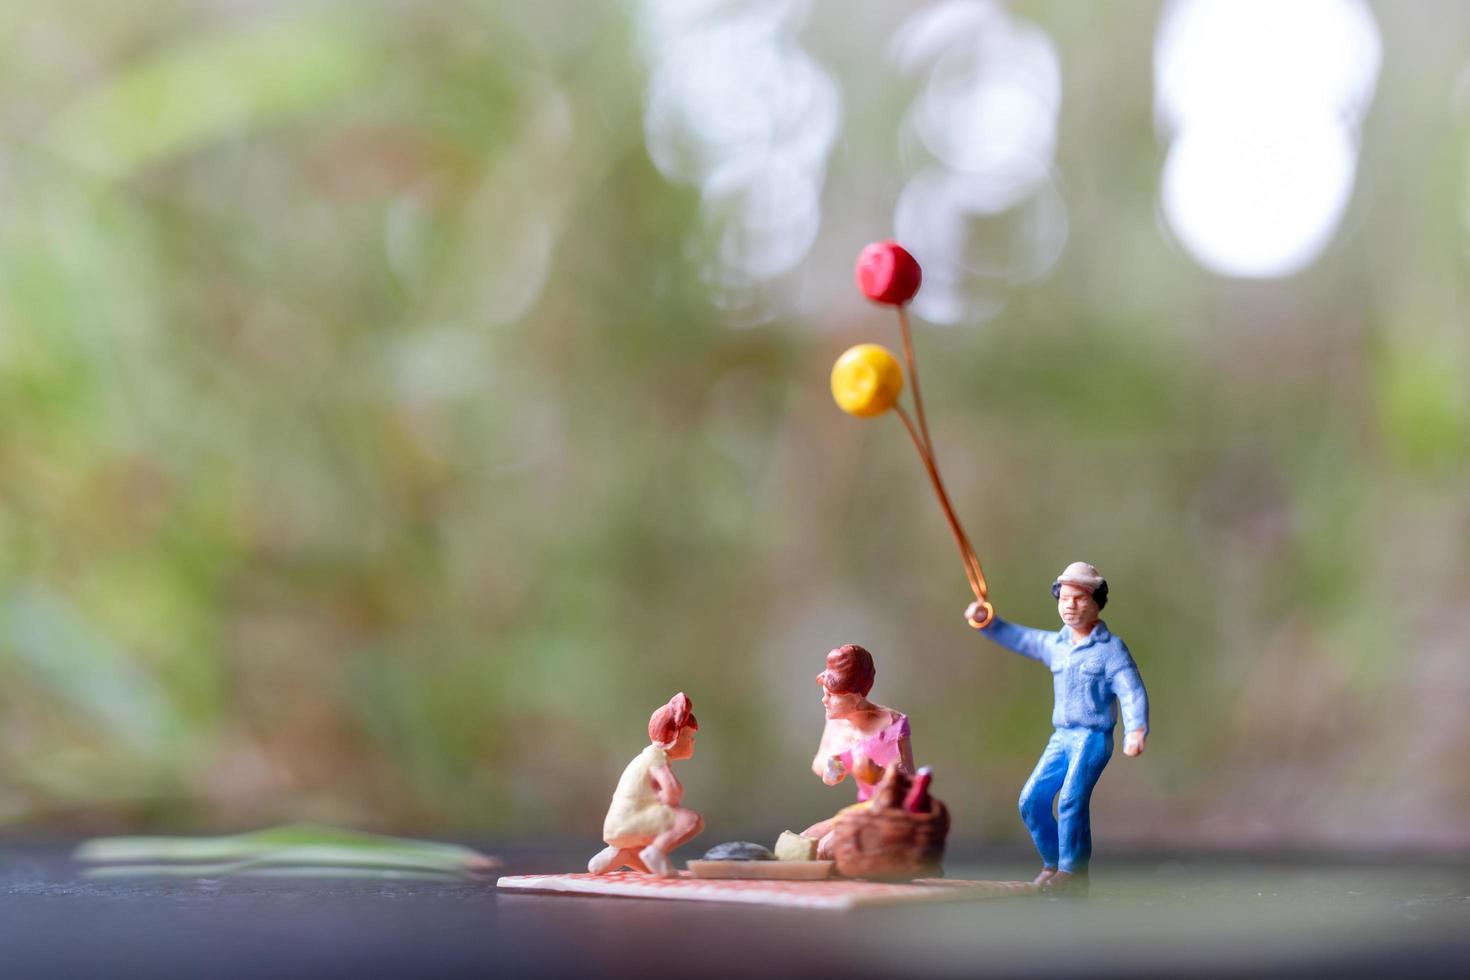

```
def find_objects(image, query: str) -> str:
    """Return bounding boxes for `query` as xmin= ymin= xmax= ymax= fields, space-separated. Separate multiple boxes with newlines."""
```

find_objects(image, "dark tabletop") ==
xmin=2 ymin=842 xmax=1467 ymax=979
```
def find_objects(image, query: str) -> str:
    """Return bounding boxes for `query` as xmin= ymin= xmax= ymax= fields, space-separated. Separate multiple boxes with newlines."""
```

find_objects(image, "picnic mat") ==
xmin=496 ymin=871 xmax=1036 ymax=909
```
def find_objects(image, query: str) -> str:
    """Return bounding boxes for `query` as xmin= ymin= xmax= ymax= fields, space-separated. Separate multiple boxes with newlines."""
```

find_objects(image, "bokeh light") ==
xmin=1161 ymin=113 xmax=1359 ymax=279
xmin=889 ymin=0 xmax=1065 ymax=325
xmin=1154 ymin=0 xmax=1381 ymax=278
xmin=638 ymin=0 xmax=838 ymax=307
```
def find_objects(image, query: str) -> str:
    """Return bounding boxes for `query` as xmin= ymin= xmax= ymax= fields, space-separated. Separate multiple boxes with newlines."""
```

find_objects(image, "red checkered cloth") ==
xmin=496 ymin=872 xmax=1036 ymax=909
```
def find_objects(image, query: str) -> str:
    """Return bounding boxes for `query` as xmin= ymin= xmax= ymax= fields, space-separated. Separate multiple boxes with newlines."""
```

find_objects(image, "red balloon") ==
xmin=854 ymin=240 xmax=922 ymax=306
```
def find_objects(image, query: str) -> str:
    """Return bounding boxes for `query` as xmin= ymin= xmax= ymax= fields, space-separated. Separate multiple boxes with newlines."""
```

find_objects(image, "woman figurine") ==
xmin=802 ymin=645 xmax=914 ymax=858
xmin=587 ymin=693 xmax=704 ymax=878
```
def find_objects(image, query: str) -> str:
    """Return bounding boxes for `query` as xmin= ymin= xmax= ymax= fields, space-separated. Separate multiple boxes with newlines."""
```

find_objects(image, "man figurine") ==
xmin=964 ymin=562 xmax=1148 ymax=895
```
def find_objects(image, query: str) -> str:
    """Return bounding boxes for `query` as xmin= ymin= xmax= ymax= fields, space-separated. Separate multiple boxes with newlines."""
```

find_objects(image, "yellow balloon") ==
xmin=831 ymin=343 xmax=904 ymax=418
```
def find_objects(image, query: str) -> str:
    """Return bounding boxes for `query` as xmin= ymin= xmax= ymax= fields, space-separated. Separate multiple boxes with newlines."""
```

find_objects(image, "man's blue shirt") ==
xmin=982 ymin=616 xmax=1148 ymax=734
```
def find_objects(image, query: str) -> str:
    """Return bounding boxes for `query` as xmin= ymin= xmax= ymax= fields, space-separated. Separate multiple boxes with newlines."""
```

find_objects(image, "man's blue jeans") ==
xmin=1019 ymin=726 xmax=1114 ymax=873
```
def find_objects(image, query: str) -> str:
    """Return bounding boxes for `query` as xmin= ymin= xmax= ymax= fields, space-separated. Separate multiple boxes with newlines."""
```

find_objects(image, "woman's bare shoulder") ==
xmin=864 ymin=703 xmax=906 ymax=725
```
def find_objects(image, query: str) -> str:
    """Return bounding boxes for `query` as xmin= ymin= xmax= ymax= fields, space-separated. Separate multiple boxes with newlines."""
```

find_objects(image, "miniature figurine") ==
xmin=802 ymin=645 xmax=914 ymax=859
xmin=587 ymin=693 xmax=703 ymax=878
xmin=965 ymin=562 xmax=1149 ymax=895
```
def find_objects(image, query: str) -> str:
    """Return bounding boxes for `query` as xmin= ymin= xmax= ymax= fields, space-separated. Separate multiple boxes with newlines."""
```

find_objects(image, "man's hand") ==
xmin=964 ymin=600 xmax=991 ymax=627
xmin=1123 ymin=729 xmax=1146 ymax=757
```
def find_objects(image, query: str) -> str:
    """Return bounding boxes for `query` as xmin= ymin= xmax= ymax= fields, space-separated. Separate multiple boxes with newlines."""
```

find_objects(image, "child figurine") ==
xmin=587 ymin=693 xmax=704 ymax=878
xmin=802 ymin=645 xmax=914 ymax=858
xmin=965 ymin=562 xmax=1149 ymax=895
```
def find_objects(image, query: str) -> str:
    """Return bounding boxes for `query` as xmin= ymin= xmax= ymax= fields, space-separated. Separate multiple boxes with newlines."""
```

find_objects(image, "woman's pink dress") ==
xmin=838 ymin=713 xmax=910 ymax=802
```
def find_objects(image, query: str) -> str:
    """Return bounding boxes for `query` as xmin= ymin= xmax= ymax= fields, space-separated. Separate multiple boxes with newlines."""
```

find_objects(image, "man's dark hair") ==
xmin=1052 ymin=580 xmax=1108 ymax=610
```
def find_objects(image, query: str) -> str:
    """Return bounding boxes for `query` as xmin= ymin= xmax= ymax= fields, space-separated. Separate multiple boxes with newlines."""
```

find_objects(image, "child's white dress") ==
xmin=601 ymin=744 xmax=675 ymax=846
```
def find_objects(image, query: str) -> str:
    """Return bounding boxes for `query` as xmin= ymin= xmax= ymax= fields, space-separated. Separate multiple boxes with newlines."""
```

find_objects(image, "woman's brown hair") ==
xmin=818 ymin=644 xmax=876 ymax=697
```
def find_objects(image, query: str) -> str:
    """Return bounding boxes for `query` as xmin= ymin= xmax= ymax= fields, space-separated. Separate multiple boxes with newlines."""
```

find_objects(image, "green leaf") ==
xmin=74 ymin=823 xmax=498 ymax=878
xmin=83 ymin=862 xmax=467 ymax=882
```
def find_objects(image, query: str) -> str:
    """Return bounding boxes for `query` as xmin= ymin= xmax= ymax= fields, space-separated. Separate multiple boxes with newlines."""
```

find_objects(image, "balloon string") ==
xmin=894 ymin=403 xmax=991 ymax=614
xmin=894 ymin=305 xmax=993 ymax=628
xmin=897 ymin=306 xmax=934 ymax=461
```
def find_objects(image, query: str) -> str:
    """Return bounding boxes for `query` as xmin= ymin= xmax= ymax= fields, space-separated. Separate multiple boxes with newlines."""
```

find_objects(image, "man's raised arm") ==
xmin=964 ymin=602 xmax=1055 ymax=667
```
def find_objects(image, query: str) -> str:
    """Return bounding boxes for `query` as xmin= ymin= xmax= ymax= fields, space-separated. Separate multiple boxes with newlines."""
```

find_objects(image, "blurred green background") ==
xmin=0 ymin=0 xmax=1466 ymax=853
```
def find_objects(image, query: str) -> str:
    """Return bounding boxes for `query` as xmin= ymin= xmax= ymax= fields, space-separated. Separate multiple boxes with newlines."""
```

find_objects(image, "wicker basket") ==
xmin=830 ymin=798 xmax=950 ymax=881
